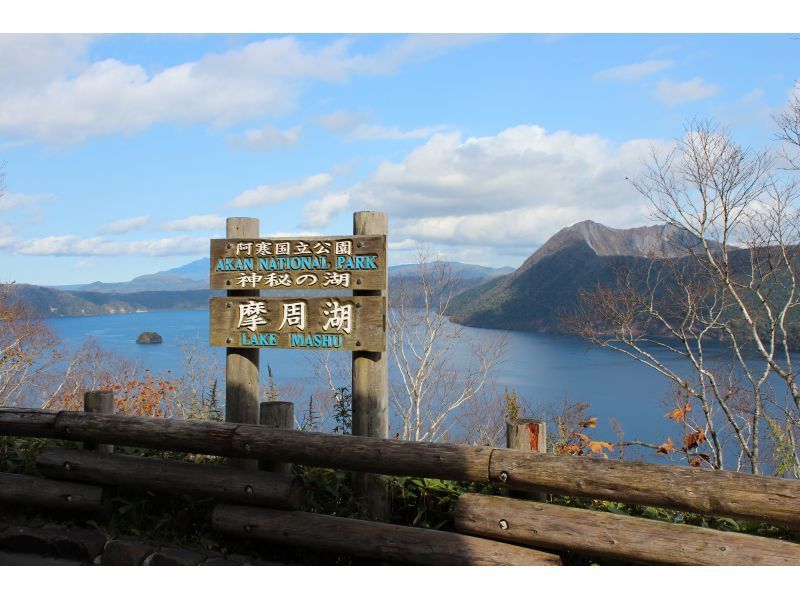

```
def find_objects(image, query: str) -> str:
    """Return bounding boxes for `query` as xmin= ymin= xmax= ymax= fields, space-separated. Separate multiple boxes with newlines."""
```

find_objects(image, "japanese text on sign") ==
xmin=209 ymin=235 xmax=386 ymax=291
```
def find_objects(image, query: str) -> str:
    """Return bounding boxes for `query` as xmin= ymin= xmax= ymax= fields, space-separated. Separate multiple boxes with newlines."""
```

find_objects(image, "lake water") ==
xmin=48 ymin=308 xmax=714 ymax=455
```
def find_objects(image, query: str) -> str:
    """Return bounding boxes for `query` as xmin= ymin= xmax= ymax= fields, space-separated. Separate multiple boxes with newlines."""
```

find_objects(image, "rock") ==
xmin=51 ymin=528 xmax=107 ymax=561
xmin=0 ymin=525 xmax=105 ymax=562
xmin=202 ymin=557 xmax=237 ymax=566
xmin=0 ymin=549 xmax=88 ymax=566
xmin=102 ymin=539 xmax=158 ymax=566
xmin=148 ymin=547 xmax=206 ymax=566
xmin=136 ymin=332 xmax=163 ymax=344
xmin=0 ymin=527 xmax=52 ymax=555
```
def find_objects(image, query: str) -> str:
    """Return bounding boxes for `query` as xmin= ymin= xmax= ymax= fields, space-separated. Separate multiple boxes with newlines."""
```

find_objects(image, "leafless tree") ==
xmin=389 ymin=247 xmax=507 ymax=443
xmin=0 ymin=285 xmax=62 ymax=407
xmin=569 ymin=114 xmax=800 ymax=477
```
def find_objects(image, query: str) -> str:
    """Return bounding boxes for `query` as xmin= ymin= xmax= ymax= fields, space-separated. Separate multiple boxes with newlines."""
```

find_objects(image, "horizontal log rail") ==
xmin=2 ymin=407 xmax=800 ymax=527
xmin=36 ymin=448 xmax=302 ymax=510
xmin=0 ymin=471 xmax=107 ymax=513
xmin=211 ymin=504 xmax=561 ymax=566
xmin=455 ymin=494 xmax=800 ymax=566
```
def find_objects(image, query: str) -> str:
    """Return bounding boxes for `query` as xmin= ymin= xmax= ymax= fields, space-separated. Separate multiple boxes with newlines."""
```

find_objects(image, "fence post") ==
xmin=506 ymin=419 xmax=547 ymax=501
xmin=83 ymin=391 xmax=114 ymax=454
xmin=352 ymin=211 xmax=389 ymax=521
xmin=259 ymin=401 xmax=294 ymax=475
xmin=225 ymin=217 xmax=260 ymax=469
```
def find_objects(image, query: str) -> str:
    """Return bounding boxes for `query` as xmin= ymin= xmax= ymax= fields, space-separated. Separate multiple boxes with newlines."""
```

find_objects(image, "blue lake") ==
xmin=48 ymin=309 xmax=736 ymax=455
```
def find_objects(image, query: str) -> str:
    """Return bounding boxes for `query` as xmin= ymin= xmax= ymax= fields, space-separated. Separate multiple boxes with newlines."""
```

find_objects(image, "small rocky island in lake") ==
xmin=136 ymin=332 xmax=163 ymax=344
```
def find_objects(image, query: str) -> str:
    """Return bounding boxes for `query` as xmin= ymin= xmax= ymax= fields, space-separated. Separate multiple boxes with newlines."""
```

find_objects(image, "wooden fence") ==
xmin=1 ymin=397 xmax=799 ymax=566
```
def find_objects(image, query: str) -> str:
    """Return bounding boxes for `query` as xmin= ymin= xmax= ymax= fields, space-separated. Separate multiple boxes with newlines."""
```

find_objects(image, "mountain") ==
xmin=448 ymin=220 xmax=707 ymax=332
xmin=389 ymin=261 xmax=514 ymax=280
xmin=53 ymin=258 xmax=209 ymax=294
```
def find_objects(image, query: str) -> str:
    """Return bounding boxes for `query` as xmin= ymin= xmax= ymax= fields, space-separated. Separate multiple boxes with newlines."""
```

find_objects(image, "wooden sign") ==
xmin=209 ymin=296 xmax=386 ymax=351
xmin=210 ymin=235 xmax=386 ymax=291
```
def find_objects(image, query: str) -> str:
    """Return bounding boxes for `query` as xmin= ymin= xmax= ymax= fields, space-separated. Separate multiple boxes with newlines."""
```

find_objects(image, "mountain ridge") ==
xmin=449 ymin=220 xmax=713 ymax=332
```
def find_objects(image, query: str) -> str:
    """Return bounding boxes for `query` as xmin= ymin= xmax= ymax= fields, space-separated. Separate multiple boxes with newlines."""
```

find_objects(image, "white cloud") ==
xmin=595 ymin=59 xmax=673 ymax=81
xmin=229 ymin=173 xmax=332 ymax=208
xmin=229 ymin=124 xmax=301 ymax=150
xmin=96 ymin=214 xmax=151 ymax=234
xmin=303 ymin=192 xmax=351 ymax=228
xmin=655 ymin=77 xmax=720 ymax=107
xmin=0 ymin=34 xmax=483 ymax=145
xmin=320 ymin=124 xmax=665 ymax=251
xmin=0 ymin=192 xmax=49 ymax=212
xmin=316 ymin=109 xmax=447 ymax=140
xmin=0 ymin=34 xmax=94 ymax=88
xmin=349 ymin=124 xmax=449 ymax=141
xmin=350 ymin=34 xmax=492 ymax=75
xmin=160 ymin=214 xmax=226 ymax=231
xmin=316 ymin=109 xmax=370 ymax=131
xmin=267 ymin=230 xmax=322 ymax=238
xmin=16 ymin=235 xmax=207 ymax=257
xmin=0 ymin=224 xmax=15 ymax=249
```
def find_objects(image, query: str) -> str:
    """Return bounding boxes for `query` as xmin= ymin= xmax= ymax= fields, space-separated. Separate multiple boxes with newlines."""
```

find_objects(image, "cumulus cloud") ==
xmin=229 ymin=173 xmax=332 ymax=208
xmin=0 ymin=34 xmax=483 ymax=145
xmin=0 ymin=34 xmax=93 ymax=89
xmin=16 ymin=235 xmax=207 ymax=257
xmin=320 ymin=125 xmax=665 ymax=251
xmin=303 ymin=192 xmax=351 ymax=228
xmin=96 ymin=214 xmax=151 ymax=234
xmin=229 ymin=124 xmax=301 ymax=150
xmin=160 ymin=214 xmax=226 ymax=232
xmin=595 ymin=59 xmax=673 ymax=81
xmin=655 ymin=77 xmax=720 ymax=107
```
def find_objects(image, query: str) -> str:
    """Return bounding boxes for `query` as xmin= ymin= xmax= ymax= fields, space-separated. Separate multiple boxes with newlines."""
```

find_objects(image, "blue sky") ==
xmin=1 ymin=31 xmax=799 ymax=285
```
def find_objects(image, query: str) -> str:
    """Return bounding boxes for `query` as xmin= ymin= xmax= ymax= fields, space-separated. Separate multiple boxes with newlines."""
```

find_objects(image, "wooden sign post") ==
xmin=352 ymin=212 xmax=389 ymax=521
xmin=224 ymin=217 xmax=260 ymax=470
xmin=210 ymin=213 xmax=389 ymax=515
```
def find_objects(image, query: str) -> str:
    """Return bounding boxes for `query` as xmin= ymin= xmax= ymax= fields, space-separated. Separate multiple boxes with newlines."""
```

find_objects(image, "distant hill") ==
xmin=22 ymin=259 xmax=511 ymax=318
xmin=448 ymin=220 xmax=713 ymax=332
xmin=389 ymin=261 xmax=514 ymax=280
xmin=6 ymin=284 xmax=216 ymax=317
xmin=53 ymin=259 xmax=208 ymax=294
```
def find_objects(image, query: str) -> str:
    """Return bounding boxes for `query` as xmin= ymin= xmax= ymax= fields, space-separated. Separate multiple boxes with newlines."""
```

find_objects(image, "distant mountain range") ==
xmin=12 ymin=259 xmax=512 ymax=317
xmin=12 ymin=220 xmax=724 ymax=329
xmin=448 ymin=220 xmax=712 ymax=332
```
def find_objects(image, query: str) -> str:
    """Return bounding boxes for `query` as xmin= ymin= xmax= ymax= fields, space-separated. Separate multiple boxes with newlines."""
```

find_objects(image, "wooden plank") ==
xmin=258 ymin=401 xmax=294 ymax=475
xmin=0 ymin=471 xmax=107 ymax=513
xmin=53 ymin=412 xmax=241 ymax=456
xmin=352 ymin=211 xmax=390 ymax=521
xmin=210 ymin=235 xmax=387 ymax=292
xmin=84 ymin=391 xmax=114 ymax=454
xmin=36 ymin=447 xmax=302 ymax=509
xmin=4 ymin=408 xmax=798 ymax=528
xmin=212 ymin=504 xmax=561 ymax=565
xmin=487 ymin=450 xmax=800 ymax=528
xmin=455 ymin=493 xmax=800 ymax=566
xmin=209 ymin=296 xmax=386 ymax=352
xmin=0 ymin=408 xmax=59 ymax=437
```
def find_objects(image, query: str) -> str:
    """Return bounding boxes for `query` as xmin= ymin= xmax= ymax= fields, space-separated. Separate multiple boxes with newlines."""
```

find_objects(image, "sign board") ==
xmin=209 ymin=296 xmax=386 ymax=352
xmin=209 ymin=235 xmax=386 ymax=291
